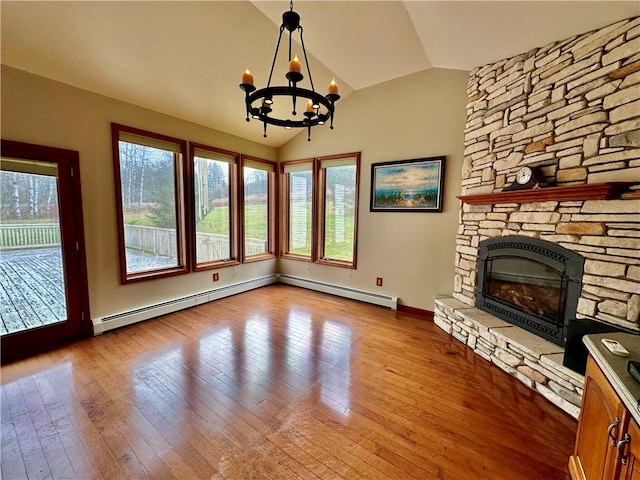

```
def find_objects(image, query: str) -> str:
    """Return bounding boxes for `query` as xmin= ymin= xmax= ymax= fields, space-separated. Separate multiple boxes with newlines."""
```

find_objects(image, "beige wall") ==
xmin=2 ymin=65 xmax=468 ymax=321
xmin=1 ymin=65 xmax=278 ymax=322
xmin=279 ymin=68 xmax=470 ymax=310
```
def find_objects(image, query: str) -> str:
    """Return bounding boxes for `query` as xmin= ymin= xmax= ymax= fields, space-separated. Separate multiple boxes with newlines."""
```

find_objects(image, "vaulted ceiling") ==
xmin=2 ymin=1 xmax=638 ymax=148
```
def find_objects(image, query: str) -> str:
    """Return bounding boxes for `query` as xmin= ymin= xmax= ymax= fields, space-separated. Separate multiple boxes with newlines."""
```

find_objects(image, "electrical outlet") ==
xmin=213 ymin=273 xmax=219 ymax=282
xmin=376 ymin=277 xmax=383 ymax=287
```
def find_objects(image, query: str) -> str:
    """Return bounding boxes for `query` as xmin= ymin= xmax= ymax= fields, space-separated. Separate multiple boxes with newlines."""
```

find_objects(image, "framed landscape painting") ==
xmin=370 ymin=156 xmax=445 ymax=212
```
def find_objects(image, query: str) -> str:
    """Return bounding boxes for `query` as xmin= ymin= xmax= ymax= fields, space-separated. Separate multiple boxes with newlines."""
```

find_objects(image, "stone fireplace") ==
xmin=434 ymin=16 xmax=640 ymax=418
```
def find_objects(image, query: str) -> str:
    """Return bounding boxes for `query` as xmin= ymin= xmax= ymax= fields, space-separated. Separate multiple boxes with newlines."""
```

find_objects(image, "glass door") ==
xmin=0 ymin=140 xmax=91 ymax=363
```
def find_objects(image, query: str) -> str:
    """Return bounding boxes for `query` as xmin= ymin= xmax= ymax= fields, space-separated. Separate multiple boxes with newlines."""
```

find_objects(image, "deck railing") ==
xmin=124 ymin=225 xmax=178 ymax=258
xmin=196 ymin=232 xmax=231 ymax=261
xmin=0 ymin=224 xmax=61 ymax=250
xmin=195 ymin=232 xmax=268 ymax=260
xmin=0 ymin=223 xmax=267 ymax=258
xmin=124 ymin=225 xmax=267 ymax=259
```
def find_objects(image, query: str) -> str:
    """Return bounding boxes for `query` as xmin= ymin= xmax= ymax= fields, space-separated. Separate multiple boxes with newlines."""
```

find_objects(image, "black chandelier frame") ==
xmin=240 ymin=2 xmax=339 ymax=141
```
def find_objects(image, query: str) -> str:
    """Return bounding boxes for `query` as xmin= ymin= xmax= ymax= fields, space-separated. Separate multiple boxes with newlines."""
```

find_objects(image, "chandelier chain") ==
xmin=267 ymin=25 xmax=286 ymax=88
xmin=298 ymin=27 xmax=316 ymax=93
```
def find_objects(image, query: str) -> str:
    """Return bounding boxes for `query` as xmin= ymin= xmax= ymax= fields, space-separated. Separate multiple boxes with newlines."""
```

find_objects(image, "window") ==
xmin=317 ymin=154 xmax=360 ymax=268
xmin=281 ymin=159 xmax=314 ymax=260
xmin=190 ymin=143 xmax=239 ymax=270
xmin=241 ymin=156 xmax=277 ymax=262
xmin=281 ymin=152 xmax=360 ymax=269
xmin=111 ymin=124 xmax=188 ymax=282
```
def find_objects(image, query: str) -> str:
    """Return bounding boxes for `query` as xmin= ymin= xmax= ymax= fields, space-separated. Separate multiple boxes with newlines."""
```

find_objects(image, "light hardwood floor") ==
xmin=1 ymin=284 xmax=577 ymax=479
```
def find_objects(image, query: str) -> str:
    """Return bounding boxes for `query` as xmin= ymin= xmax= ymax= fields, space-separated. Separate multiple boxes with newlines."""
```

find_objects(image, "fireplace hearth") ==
xmin=476 ymin=236 xmax=584 ymax=346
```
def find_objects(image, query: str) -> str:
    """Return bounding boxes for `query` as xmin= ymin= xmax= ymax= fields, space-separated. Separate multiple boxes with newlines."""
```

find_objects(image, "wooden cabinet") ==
xmin=619 ymin=417 xmax=640 ymax=480
xmin=570 ymin=356 xmax=639 ymax=480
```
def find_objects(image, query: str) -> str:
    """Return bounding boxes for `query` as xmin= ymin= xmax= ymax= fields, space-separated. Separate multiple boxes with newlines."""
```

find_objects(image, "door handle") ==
xmin=609 ymin=418 xmax=621 ymax=446
xmin=617 ymin=433 xmax=631 ymax=465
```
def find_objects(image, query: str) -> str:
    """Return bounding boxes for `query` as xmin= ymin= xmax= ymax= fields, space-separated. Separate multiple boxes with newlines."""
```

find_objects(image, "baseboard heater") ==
xmin=94 ymin=273 xmax=397 ymax=335
xmin=277 ymin=274 xmax=398 ymax=310
xmin=94 ymin=274 xmax=278 ymax=334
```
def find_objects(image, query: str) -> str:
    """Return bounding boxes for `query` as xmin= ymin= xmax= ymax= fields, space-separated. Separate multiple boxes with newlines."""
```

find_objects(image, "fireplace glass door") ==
xmin=484 ymin=256 xmax=568 ymax=327
xmin=476 ymin=235 xmax=584 ymax=346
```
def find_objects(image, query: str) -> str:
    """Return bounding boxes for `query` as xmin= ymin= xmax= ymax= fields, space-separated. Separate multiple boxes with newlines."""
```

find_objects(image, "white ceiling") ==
xmin=2 ymin=1 xmax=639 ymax=148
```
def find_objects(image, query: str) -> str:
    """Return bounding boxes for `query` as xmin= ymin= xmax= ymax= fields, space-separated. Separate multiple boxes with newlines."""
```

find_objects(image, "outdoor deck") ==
xmin=0 ymin=248 xmax=66 ymax=335
xmin=0 ymin=248 xmax=175 ymax=335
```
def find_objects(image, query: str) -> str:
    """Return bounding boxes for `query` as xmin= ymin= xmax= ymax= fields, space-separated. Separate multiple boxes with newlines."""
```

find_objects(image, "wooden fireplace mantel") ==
xmin=457 ymin=182 xmax=633 ymax=205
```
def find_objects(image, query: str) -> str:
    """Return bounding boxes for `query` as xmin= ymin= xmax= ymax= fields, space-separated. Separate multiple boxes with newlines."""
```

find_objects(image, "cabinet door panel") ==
xmin=571 ymin=357 xmax=626 ymax=480
xmin=620 ymin=417 xmax=640 ymax=480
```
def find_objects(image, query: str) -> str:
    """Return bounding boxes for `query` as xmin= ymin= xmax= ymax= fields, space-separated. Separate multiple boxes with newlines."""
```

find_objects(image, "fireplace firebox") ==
xmin=476 ymin=236 xmax=584 ymax=346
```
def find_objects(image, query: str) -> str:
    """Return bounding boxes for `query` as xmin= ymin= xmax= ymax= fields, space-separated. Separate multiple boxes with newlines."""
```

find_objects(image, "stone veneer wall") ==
xmin=434 ymin=16 xmax=640 ymax=418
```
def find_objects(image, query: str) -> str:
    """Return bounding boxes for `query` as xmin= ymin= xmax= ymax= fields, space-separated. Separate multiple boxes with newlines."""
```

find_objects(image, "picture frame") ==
xmin=370 ymin=156 xmax=445 ymax=212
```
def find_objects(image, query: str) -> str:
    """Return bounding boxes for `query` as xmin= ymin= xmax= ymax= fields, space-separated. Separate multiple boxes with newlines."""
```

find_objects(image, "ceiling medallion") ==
xmin=240 ymin=1 xmax=340 ymax=141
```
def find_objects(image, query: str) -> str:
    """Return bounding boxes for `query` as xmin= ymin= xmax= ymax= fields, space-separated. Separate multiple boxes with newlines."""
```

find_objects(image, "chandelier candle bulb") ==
xmin=242 ymin=69 xmax=254 ymax=85
xmin=289 ymin=55 xmax=301 ymax=73
xmin=305 ymin=100 xmax=319 ymax=114
xmin=328 ymin=79 xmax=339 ymax=94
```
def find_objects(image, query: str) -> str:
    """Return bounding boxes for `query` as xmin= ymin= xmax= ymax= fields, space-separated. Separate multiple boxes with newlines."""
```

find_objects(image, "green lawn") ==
xmin=125 ymin=205 xmax=264 ymax=238
xmin=195 ymin=207 xmax=230 ymax=235
xmin=323 ymin=205 xmax=355 ymax=261
xmin=288 ymin=201 xmax=354 ymax=261
xmin=196 ymin=205 xmax=267 ymax=239
xmin=0 ymin=219 xmax=59 ymax=224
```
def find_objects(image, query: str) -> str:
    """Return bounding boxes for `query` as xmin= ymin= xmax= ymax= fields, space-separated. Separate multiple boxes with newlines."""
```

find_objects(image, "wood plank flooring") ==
xmin=1 ymin=284 xmax=578 ymax=479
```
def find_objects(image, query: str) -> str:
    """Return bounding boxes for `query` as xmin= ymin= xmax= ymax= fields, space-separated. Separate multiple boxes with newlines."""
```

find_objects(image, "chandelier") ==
xmin=240 ymin=1 xmax=340 ymax=141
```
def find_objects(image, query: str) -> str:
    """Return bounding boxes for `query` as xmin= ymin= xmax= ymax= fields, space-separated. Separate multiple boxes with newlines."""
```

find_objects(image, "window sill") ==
xmin=280 ymin=253 xmax=313 ymax=262
xmin=194 ymin=259 xmax=240 ymax=271
xmin=123 ymin=265 xmax=190 ymax=283
xmin=316 ymin=258 xmax=356 ymax=269
xmin=243 ymin=253 xmax=276 ymax=263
